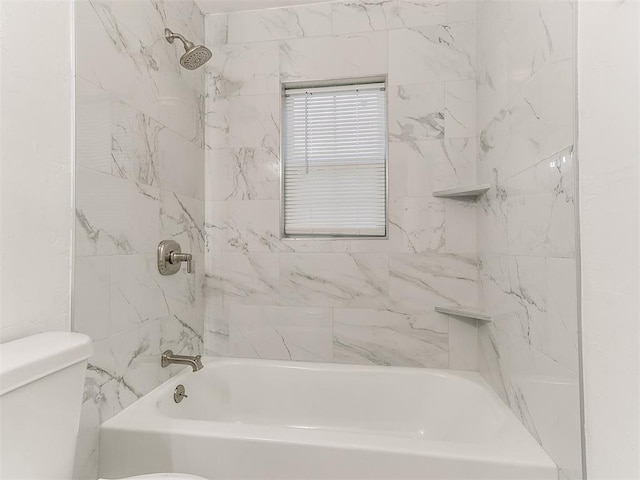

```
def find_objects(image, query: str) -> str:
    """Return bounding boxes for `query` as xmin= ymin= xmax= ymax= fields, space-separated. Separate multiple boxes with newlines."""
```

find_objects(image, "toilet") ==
xmin=0 ymin=332 xmax=206 ymax=480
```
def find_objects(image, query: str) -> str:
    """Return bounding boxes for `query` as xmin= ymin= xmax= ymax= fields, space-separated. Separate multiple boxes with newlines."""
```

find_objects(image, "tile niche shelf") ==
xmin=435 ymin=306 xmax=492 ymax=322
xmin=432 ymin=184 xmax=491 ymax=199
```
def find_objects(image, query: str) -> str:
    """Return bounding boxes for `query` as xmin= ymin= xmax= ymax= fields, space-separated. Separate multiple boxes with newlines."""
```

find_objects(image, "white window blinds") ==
xmin=282 ymin=82 xmax=387 ymax=237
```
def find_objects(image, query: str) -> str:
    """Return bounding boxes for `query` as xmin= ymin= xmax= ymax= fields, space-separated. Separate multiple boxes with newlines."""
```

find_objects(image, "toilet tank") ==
xmin=0 ymin=332 xmax=93 ymax=479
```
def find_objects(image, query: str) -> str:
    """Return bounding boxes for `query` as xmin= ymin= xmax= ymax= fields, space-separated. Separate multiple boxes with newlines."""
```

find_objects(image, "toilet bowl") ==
xmin=0 ymin=332 xmax=206 ymax=480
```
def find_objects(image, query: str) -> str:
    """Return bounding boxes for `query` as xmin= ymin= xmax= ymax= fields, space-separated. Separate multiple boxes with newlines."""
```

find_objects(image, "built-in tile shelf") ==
xmin=435 ymin=306 xmax=492 ymax=322
xmin=432 ymin=184 xmax=491 ymax=199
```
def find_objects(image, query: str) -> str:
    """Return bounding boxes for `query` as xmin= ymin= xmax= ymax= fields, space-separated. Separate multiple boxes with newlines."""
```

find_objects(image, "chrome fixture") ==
xmin=164 ymin=28 xmax=212 ymax=70
xmin=161 ymin=350 xmax=204 ymax=372
xmin=174 ymin=384 xmax=188 ymax=403
xmin=157 ymin=240 xmax=193 ymax=275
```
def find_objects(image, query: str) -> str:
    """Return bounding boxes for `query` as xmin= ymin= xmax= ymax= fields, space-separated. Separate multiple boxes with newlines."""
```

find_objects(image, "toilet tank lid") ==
xmin=0 ymin=332 xmax=93 ymax=396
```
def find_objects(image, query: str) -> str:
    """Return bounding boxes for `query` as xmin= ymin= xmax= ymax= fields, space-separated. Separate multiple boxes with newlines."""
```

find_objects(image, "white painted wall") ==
xmin=0 ymin=0 xmax=74 ymax=343
xmin=578 ymin=0 xmax=640 ymax=478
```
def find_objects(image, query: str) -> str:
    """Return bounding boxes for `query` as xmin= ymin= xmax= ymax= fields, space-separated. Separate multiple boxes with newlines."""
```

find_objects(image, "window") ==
xmin=282 ymin=81 xmax=387 ymax=238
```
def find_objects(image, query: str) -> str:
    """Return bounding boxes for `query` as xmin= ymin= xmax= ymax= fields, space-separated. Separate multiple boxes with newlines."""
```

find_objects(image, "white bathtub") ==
xmin=100 ymin=358 xmax=557 ymax=479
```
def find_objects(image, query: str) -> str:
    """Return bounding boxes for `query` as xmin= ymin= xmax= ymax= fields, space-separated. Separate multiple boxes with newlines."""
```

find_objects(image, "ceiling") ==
xmin=195 ymin=0 xmax=337 ymax=14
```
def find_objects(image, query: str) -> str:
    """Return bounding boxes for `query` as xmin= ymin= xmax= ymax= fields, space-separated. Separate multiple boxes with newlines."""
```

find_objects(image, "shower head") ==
xmin=165 ymin=28 xmax=212 ymax=70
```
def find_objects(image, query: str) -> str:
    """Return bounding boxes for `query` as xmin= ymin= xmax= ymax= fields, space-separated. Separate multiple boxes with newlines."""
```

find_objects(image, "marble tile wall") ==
xmin=73 ymin=1 xmax=205 ymax=478
xmin=203 ymin=0 xmax=481 ymax=370
xmin=475 ymin=1 xmax=581 ymax=479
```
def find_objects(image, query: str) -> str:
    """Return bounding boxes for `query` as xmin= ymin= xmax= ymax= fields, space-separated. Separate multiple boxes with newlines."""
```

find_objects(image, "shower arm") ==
xmin=165 ymin=29 xmax=194 ymax=51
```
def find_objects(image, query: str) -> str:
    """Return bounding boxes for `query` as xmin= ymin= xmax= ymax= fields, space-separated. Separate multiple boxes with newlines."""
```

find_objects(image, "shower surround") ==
xmin=475 ymin=1 xmax=581 ymax=479
xmin=70 ymin=0 xmax=582 ymax=478
xmin=203 ymin=0 xmax=481 ymax=370
xmin=202 ymin=0 xmax=581 ymax=479
xmin=72 ymin=0 xmax=206 ymax=478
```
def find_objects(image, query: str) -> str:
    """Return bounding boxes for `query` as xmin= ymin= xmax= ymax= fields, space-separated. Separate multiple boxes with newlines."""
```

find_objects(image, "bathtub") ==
xmin=100 ymin=358 xmax=557 ymax=479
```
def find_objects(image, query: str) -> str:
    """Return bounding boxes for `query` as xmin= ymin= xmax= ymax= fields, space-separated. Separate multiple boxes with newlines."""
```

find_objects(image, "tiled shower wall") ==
xmin=203 ymin=0 xmax=481 ymax=369
xmin=475 ymin=1 xmax=581 ymax=479
xmin=72 ymin=1 xmax=205 ymax=478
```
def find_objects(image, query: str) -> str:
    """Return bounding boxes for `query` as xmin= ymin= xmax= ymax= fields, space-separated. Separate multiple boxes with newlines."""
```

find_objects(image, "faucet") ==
xmin=161 ymin=350 xmax=203 ymax=372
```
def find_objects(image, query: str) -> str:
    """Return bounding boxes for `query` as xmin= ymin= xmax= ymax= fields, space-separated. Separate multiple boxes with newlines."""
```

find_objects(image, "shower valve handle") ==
xmin=157 ymin=240 xmax=194 ymax=275
xmin=170 ymin=251 xmax=193 ymax=273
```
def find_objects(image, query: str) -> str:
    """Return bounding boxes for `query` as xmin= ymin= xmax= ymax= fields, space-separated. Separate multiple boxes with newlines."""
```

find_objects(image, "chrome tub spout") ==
xmin=161 ymin=350 xmax=203 ymax=372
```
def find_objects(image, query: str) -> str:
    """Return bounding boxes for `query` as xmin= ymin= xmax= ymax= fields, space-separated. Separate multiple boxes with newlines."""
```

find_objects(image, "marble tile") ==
xmin=333 ymin=308 xmax=448 ymax=368
xmin=109 ymin=255 xmax=181 ymax=334
xmin=75 ymin=0 xmax=206 ymax=458
xmin=331 ymin=0 xmax=391 ymax=34
xmin=445 ymin=200 xmax=477 ymax=256
xmin=225 ymin=200 xmax=289 ymax=253
xmin=74 ymin=256 xmax=111 ymax=340
xmin=346 ymin=196 xmax=445 ymax=255
xmin=279 ymin=238 xmax=334 ymax=254
xmin=477 ymin=169 xmax=510 ymax=255
xmin=206 ymin=94 xmax=280 ymax=151
xmin=75 ymin=167 xmax=135 ymax=257
xmin=388 ymin=0 xmax=449 ymax=29
xmin=157 ymin=126 xmax=205 ymax=200
xmin=131 ymin=183 xmax=161 ymax=255
xmin=89 ymin=0 xmax=205 ymax=63
xmin=82 ymin=320 xmax=164 ymax=424
xmin=227 ymin=3 xmax=333 ymax=44
xmin=72 ymin=427 xmax=99 ymax=480
xmin=165 ymin=1 xmax=206 ymax=49
xmin=389 ymin=21 xmax=476 ymax=84
xmin=388 ymin=83 xmax=445 ymax=142
xmin=110 ymin=100 xmax=163 ymax=187
xmin=480 ymin=60 xmax=574 ymax=183
xmin=280 ymin=253 xmax=389 ymax=308
xmin=205 ymin=13 xmax=229 ymax=46
xmin=75 ymin=77 xmax=113 ymax=176
xmin=506 ymin=335 xmax=582 ymax=480
xmin=389 ymin=253 xmax=477 ymax=314
xmin=388 ymin=197 xmax=446 ymax=254
xmin=160 ymin=190 xmax=205 ymax=257
xmin=504 ymin=60 xmax=574 ymax=179
xmin=388 ymin=138 xmax=477 ymax=198
xmin=202 ymin=273 xmax=226 ymax=355
xmin=476 ymin=0 xmax=509 ymax=52
xmin=479 ymin=254 xmax=546 ymax=344
xmin=507 ymin=147 xmax=576 ymax=258
xmin=479 ymin=253 xmax=579 ymax=372
xmin=207 ymin=42 xmax=279 ymax=98
xmin=219 ymin=253 xmax=280 ymax=305
xmin=204 ymin=200 xmax=227 ymax=255
xmin=447 ymin=315 xmax=478 ymax=371
xmin=477 ymin=323 xmax=511 ymax=403
xmin=160 ymin=308 xmax=204 ymax=357
xmin=332 ymin=0 xmax=447 ymax=35
xmin=446 ymin=0 xmax=477 ymax=24
xmin=228 ymin=305 xmax=333 ymax=362
xmin=205 ymin=147 xmax=280 ymax=201
xmin=507 ymin=1 xmax=574 ymax=97
xmin=204 ymin=294 xmax=228 ymax=357
xmin=543 ymin=257 xmax=579 ymax=372
xmin=445 ymin=79 xmax=476 ymax=139
xmin=476 ymin=37 xmax=508 ymax=132
xmin=280 ymin=31 xmax=388 ymax=82
xmin=346 ymin=197 xmax=445 ymax=255
xmin=76 ymin=1 xmax=203 ymax=146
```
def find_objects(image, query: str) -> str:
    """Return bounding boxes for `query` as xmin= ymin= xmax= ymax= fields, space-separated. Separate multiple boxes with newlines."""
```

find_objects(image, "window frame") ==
xmin=280 ymin=77 xmax=389 ymax=240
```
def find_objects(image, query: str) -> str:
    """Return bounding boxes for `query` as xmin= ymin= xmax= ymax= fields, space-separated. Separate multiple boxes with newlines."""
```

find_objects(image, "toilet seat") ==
xmin=101 ymin=474 xmax=207 ymax=480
